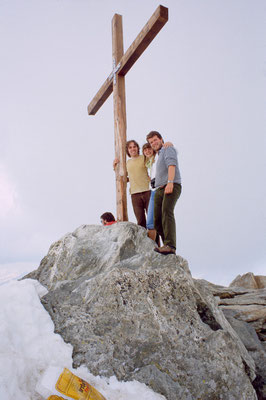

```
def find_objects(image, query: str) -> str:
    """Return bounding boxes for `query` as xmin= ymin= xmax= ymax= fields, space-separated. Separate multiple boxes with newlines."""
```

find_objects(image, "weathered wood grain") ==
xmin=87 ymin=5 xmax=168 ymax=115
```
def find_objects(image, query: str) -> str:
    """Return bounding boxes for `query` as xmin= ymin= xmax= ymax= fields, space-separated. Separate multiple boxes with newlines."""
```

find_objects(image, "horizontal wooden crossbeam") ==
xmin=87 ymin=5 xmax=168 ymax=115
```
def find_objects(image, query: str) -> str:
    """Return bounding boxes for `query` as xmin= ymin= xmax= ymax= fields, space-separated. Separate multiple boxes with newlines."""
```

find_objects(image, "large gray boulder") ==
xmin=25 ymin=223 xmax=258 ymax=400
xmin=195 ymin=279 xmax=266 ymax=399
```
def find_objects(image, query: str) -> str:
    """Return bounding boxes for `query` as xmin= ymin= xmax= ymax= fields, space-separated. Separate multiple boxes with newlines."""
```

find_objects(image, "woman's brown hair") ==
xmin=126 ymin=140 xmax=140 ymax=157
xmin=142 ymin=142 xmax=155 ymax=164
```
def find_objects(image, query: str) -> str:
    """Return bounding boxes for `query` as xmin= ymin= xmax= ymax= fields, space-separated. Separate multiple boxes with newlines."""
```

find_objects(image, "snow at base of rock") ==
xmin=0 ymin=278 xmax=165 ymax=400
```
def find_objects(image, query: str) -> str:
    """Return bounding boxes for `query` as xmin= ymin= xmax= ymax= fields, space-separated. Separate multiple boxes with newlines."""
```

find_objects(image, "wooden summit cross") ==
xmin=87 ymin=5 xmax=168 ymax=221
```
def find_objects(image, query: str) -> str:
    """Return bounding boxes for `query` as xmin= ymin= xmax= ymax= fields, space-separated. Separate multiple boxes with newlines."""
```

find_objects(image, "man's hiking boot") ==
xmin=154 ymin=245 xmax=176 ymax=255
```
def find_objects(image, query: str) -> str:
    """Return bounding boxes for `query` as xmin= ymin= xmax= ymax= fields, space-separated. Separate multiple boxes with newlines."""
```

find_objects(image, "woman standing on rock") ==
xmin=114 ymin=140 xmax=151 ymax=228
xmin=113 ymin=139 xmax=172 ymax=239
xmin=142 ymin=142 xmax=157 ymax=241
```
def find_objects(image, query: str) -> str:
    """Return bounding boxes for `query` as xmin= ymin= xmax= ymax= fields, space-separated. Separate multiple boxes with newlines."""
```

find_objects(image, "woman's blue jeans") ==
xmin=146 ymin=190 xmax=155 ymax=229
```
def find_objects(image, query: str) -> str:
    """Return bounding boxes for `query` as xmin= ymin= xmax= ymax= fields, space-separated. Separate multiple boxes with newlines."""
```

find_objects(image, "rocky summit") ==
xmin=25 ymin=222 xmax=263 ymax=400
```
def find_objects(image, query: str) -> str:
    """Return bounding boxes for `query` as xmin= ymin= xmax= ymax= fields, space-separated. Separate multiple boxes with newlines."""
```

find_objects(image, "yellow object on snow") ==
xmin=56 ymin=368 xmax=106 ymax=400
xmin=47 ymin=396 xmax=66 ymax=400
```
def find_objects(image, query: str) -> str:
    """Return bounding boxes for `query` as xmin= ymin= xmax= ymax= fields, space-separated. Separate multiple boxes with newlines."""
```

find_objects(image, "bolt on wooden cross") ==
xmin=87 ymin=5 xmax=168 ymax=221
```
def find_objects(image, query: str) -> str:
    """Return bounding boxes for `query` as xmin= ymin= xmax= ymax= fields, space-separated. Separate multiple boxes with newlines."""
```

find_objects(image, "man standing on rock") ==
xmin=146 ymin=131 xmax=182 ymax=255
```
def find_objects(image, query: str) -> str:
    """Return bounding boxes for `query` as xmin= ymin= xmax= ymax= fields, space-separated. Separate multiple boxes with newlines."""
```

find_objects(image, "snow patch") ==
xmin=0 ymin=277 xmax=166 ymax=399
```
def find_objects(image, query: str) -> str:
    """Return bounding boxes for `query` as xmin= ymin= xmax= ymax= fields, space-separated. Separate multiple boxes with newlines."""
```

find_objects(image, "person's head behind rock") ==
xmin=100 ymin=212 xmax=116 ymax=226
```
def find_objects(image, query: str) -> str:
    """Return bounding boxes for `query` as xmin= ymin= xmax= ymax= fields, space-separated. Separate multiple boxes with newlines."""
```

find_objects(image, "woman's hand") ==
xmin=113 ymin=158 xmax=119 ymax=170
xmin=163 ymin=142 xmax=173 ymax=148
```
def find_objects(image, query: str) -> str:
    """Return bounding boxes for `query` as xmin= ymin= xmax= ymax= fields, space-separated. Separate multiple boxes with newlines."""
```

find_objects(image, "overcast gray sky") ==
xmin=0 ymin=0 xmax=265 ymax=285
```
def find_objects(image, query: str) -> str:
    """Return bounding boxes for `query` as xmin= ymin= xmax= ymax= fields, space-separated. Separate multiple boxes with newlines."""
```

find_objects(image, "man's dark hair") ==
xmin=146 ymin=131 xmax=163 ymax=141
xmin=126 ymin=140 xmax=140 ymax=157
xmin=100 ymin=212 xmax=115 ymax=222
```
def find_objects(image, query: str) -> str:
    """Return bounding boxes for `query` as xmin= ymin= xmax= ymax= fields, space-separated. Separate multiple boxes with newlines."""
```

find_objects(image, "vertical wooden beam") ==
xmin=112 ymin=14 xmax=128 ymax=221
